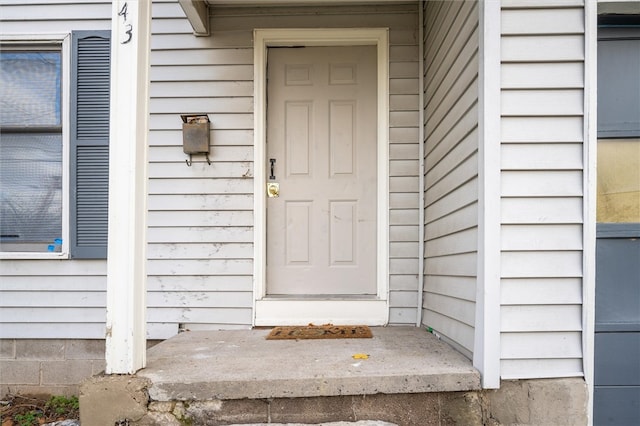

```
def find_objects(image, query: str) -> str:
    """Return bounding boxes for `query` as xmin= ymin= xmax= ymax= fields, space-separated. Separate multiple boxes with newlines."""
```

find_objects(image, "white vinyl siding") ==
xmin=1 ymin=1 xmax=420 ymax=338
xmin=148 ymin=1 xmax=421 ymax=331
xmin=0 ymin=260 xmax=106 ymax=338
xmin=388 ymin=12 xmax=421 ymax=326
xmin=0 ymin=3 xmax=592 ymax=381
xmin=148 ymin=1 xmax=253 ymax=333
xmin=422 ymin=1 xmax=479 ymax=359
xmin=0 ymin=1 xmax=111 ymax=339
xmin=500 ymin=0 xmax=586 ymax=379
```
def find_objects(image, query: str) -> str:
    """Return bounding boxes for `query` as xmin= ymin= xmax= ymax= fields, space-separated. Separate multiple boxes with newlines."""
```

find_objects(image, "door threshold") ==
xmin=255 ymin=299 xmax=388 ymax=326
xmin=263 ymin=294 xmax=380 ymax=301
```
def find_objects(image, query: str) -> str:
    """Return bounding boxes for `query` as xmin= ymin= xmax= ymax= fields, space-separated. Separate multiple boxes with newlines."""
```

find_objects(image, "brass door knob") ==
xmin=267 ymin=182 xmax=279 ymax=197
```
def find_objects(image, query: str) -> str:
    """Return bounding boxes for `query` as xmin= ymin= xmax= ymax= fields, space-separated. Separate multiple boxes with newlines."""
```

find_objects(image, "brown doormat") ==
xmin=266 ymin=324 xmax=373 ymax=340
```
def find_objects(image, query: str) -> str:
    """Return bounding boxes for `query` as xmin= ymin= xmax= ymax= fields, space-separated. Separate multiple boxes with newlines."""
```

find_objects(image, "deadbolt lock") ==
xmin=267 ymin=182 xmax=280 ymax=197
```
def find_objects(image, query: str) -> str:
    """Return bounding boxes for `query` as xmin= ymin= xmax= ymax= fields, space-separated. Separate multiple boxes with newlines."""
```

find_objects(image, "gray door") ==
xmin=594 ymin=24 xmax=640 ymax=425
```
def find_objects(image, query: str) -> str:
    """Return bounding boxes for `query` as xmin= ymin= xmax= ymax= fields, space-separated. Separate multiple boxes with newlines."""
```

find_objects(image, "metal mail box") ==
xmin=181 ymin=114 xmax=210 ymax=155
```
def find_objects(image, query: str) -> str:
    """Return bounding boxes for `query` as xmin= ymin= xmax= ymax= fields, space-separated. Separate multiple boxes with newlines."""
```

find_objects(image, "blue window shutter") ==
xmin=70 ymin=31 xmax=111 ymax=259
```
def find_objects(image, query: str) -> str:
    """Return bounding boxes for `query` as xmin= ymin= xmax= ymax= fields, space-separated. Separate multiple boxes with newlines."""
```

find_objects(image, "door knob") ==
xmin=267 ymin=182 xmax=279 ymax=197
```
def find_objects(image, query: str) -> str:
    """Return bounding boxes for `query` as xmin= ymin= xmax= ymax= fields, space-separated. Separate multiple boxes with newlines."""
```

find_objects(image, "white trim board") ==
xmin=583 ymin=1 xmax=598 ymax=424
xmin=252 ymin=28 xmax=390 ymax=326
xmin=416 ymin=2 xmax=426 ymax=327
xmin=255 ymin=300 xmax=388 ymax=326
xmin=474 ymin=0 xmax=501 ymax=389
xmin=105 ymin=0 xmax=151 ymax=374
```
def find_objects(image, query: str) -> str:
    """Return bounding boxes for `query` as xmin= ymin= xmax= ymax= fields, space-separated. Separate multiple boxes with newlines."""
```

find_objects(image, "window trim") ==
xmin=0 ymin=33 xmax=71 ymax=260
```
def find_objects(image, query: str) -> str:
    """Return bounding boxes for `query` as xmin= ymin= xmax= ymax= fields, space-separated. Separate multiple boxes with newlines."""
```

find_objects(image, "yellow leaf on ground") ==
xmin=352 ymin=353 xmax=369 ymax=359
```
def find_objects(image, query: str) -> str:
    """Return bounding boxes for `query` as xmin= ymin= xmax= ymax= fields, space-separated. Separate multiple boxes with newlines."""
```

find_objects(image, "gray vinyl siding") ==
xmin=148 ymin=1 xmax=421 ymax=331
xmin=0 ymin=1 xmax=111 ymax=339
xmin=499 ymin=0 xmax=586 ymax=379
xmin=421 ymin=1 xmax=479 ymax=359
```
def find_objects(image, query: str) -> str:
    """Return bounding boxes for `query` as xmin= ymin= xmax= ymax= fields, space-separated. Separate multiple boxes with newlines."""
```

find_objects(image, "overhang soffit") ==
xmin=180 ymin=0 xmax=417 ymax=36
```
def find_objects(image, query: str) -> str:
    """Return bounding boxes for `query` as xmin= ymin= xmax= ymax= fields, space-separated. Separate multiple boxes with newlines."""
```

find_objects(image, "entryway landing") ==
xmin=137 ymin=326 xmax=481 ymax=401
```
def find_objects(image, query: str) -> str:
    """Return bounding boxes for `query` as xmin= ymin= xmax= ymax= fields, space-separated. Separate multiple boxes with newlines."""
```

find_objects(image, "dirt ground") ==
xmin=1 ymin=394 xmax=78 ymax=426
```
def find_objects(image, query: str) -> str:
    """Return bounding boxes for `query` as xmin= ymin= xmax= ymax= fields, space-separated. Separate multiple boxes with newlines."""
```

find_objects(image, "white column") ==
xmin=474 ymin=0 xmax=501 ymax=389
xmin=105 ymin=0 xmax=151 ymax=374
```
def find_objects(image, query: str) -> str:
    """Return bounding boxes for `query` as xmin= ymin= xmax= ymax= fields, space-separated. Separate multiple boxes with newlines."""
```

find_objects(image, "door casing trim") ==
xmin=252 ymin=28 xmax=390 ymax=326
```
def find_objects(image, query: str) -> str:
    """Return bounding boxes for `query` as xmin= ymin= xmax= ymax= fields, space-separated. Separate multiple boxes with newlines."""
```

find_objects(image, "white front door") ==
xmin=253 ymin=29 xmax=390 ymax=326
xmin=266 ymin=45 xmax=378 ymax=297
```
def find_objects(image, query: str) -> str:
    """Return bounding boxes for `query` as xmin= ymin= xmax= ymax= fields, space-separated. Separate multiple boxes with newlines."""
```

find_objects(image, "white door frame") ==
xmin=253 ymin=28 xmax=390 ymax=326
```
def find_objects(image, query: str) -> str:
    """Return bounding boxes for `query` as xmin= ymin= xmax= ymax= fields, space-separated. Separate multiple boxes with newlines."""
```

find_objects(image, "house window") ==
xmin=0 ymin=31 xmax=111 ymax=259
xmin=1 ymin=46 xmax=64 ymax=254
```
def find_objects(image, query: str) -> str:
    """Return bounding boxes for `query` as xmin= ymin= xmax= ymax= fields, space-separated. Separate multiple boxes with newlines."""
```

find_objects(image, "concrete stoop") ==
xmin=144 ymin=393 xmax=485 ymax=425
xmin=80 ymin=377 xmax=483 ymax=426
xmin=78 ymin=330 xmax=588 ymax=425
xmin=80 ymin=376 xmax=589 ymax=426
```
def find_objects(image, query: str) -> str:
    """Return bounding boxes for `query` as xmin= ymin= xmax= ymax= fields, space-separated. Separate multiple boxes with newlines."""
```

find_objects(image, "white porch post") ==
xmin=105 ymin=0 xmax=151 ymax=374
xmin=474 ymin=0 xmax=501 ymax=389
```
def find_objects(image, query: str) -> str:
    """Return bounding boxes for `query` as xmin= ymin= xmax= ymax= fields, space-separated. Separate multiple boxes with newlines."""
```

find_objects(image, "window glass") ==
xmin=0 ymin=50 xmax=63 ymax=252
xmin=0 ymin=51 xmax=61 ymax=127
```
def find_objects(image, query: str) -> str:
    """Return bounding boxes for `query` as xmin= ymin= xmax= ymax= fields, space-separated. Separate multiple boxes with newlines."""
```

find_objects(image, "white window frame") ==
xmin=0 ymin=33 xmax=71 ymax=260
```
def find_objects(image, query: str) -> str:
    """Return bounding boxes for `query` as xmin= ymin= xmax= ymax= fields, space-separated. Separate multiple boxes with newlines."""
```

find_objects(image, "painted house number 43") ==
xmin=118 ymin=2 xmax=133 ymax=44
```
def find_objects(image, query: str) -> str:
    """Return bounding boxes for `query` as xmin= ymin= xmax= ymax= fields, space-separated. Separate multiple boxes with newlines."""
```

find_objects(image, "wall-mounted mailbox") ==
xmin=181 ymin=114 xmax=210 ymax=166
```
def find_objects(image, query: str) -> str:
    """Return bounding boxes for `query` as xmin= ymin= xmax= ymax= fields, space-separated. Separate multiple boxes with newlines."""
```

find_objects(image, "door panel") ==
xmin=594 ymin=332 xmax=640 ymax=386
xmin=594 ymin=227 xmax=640 ymax=426
xmin=266 ymin=45 xmax=377 ymax=296
xmin=595 ymin=236 xmax=640 ymax=327
xmin=594 ymin=387 xmax=640 ymax=426
xmin=285 ymin=102 xmax=311 ymax=176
